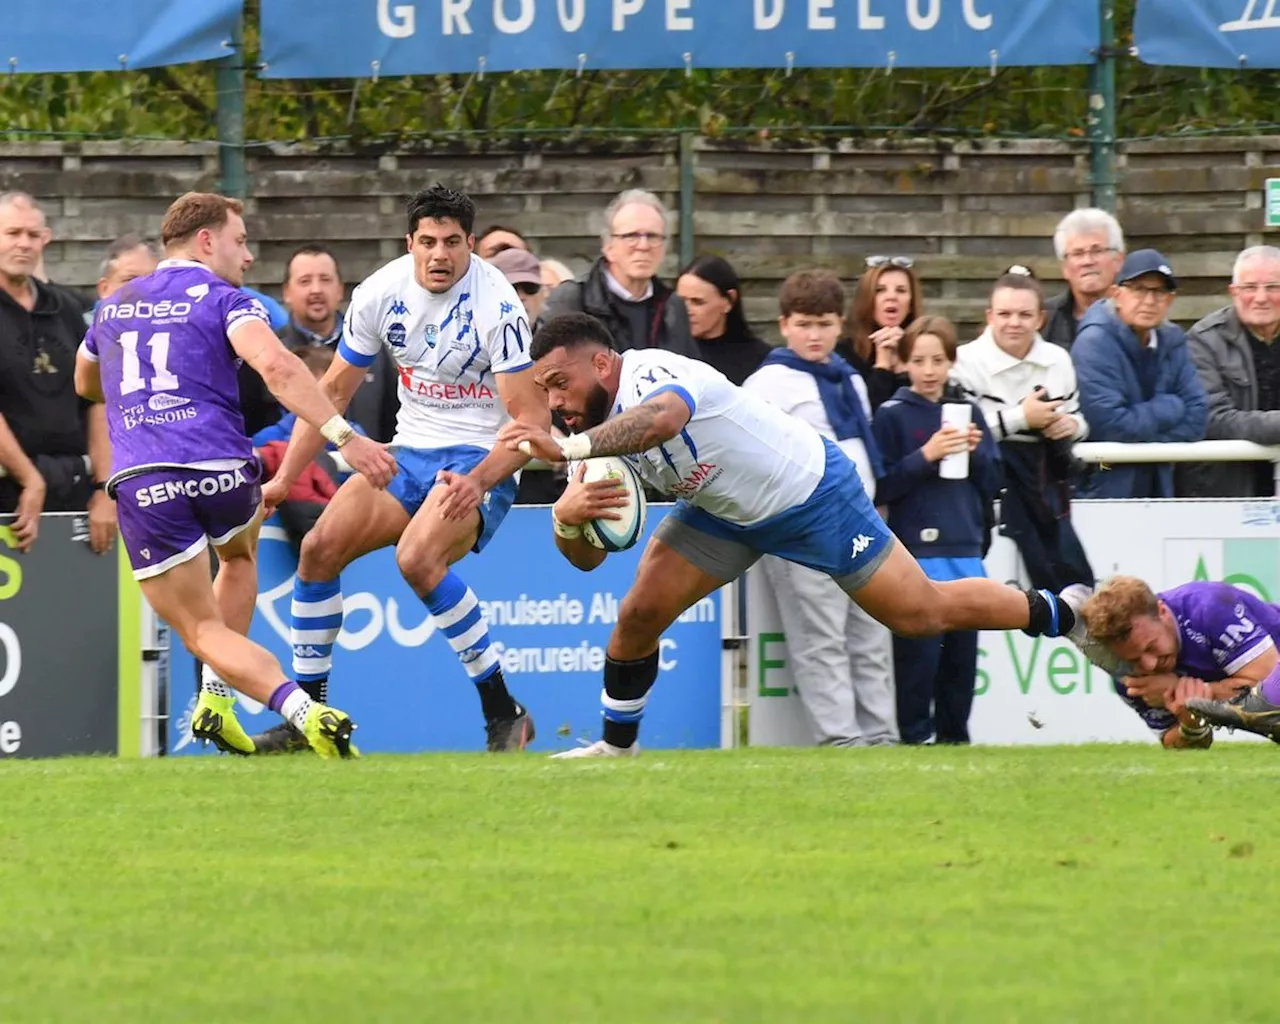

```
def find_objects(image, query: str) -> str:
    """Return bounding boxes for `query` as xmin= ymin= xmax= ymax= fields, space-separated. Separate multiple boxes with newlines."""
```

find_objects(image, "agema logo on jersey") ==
xmin=668 ymin=462 xmax=721 ymax=496
xmin=396 ymin=365 xmax=494 ymax=402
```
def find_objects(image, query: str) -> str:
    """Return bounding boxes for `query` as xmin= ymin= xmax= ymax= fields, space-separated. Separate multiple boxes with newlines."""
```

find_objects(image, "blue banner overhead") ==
xmin=3 ymin=1 xmax=241 ymax=73
xmin=1135 ymin=0 xmax=1280 ymax=67
xmin=259 ymin=0 xmax=1100 ymax=79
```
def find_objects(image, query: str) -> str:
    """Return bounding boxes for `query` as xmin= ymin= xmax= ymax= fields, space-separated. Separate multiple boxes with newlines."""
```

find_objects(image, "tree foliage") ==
xmin=1 ymin=0 xmax=1278 ymax=144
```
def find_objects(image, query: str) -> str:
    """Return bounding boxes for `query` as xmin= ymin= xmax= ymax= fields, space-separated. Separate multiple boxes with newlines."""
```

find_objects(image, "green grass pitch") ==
xmin=2 ymin=746 xmax=1278 ymax=1022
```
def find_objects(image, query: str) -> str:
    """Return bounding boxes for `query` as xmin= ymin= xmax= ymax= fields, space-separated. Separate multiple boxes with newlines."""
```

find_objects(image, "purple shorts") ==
xmin=114 ymin=461 xmax=262 ymax=581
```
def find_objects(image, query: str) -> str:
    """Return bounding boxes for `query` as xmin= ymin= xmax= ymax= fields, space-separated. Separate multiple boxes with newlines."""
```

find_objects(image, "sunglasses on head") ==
xmin=866 ymin=255 xmax=915 ymax=270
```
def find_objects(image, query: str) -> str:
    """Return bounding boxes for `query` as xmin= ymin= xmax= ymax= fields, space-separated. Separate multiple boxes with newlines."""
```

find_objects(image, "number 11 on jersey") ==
xmin=120 ymin=330 xmax=180 ymax=395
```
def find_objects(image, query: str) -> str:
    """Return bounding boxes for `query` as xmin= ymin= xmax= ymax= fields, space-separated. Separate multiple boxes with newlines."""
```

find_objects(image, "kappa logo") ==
xmin=851 ymin=534 xmax=874 ymax=558
xmin=389 ymin=299 xmax=409 ymax=316
xmin=499 ymin=300 xmax=515 ymax=316
xmin=293 ymin=645 xmax=326 ymax=659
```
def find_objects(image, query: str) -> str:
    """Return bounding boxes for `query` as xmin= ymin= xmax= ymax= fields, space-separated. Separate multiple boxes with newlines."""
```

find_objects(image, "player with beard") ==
xmin=261 ymin=184 xmax=549 ymax=754
xmin=501 ymin=312 xmax=1078 ymax=758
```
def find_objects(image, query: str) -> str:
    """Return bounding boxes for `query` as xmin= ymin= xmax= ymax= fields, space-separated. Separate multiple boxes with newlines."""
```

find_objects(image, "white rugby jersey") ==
xmin=614 ymin=349 xmax=826 ymax=525
xmin=340 ymin=253 xmax=532 ymax=449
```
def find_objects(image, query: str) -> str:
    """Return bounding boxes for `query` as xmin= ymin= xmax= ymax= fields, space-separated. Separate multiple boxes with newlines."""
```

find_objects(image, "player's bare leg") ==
xmin=395 ymin=484 xmax=535 ymax=751
xmin=257 ymin=474 xmax=410 ymax=753
xmin=553 ymin=537 xmax=725 ymax=759
xmin=847 ymin=540 xmax=1076 ymax=638
xmin=195 ymin=511 xmax=263 ymax=712
xmin=141 ymin=551 xmax=358 ymax=758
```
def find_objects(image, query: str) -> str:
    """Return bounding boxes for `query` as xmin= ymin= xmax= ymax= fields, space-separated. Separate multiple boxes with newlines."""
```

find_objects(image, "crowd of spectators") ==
xmin=5 ymin=181 xmax=1279 ymax=747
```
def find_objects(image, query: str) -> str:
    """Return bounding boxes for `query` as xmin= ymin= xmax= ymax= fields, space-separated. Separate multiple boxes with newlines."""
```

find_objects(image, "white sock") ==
xmin=280 ymin=687 xmax=313 ymax=731
xmin=200 ymin=664 xmax=235 ymax=700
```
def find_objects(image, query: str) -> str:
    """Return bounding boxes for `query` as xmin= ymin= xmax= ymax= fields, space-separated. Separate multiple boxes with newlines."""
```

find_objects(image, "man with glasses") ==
xmin=1044 ymin=209 xmax=1126 ymax=350
xmin=1070 ymin=250 xmax=1207 ymax=498
xmin=1178 ymin=246 xmax=1280 ymax=497
xmin=543 ymin=189 xmax=696 ymax=358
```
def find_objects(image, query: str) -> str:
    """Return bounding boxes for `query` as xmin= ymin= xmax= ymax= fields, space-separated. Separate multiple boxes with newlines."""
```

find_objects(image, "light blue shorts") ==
xmin=387 ymin=444 xmax=516 ymax=553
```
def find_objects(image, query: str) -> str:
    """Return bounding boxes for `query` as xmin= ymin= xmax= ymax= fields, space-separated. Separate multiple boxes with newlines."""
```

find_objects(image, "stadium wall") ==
xmin=6 ymin=135 xmax=1278 ymax=342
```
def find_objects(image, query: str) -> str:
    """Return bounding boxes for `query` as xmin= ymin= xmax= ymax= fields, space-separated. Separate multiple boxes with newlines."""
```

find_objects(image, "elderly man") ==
xmin=1071 ymin=249 xmax=1207 ymax=498
xmin=0 ymin=192 xmax=114 ymax=553
xmin=97 ymin=234 xmax=162 ymax=302
xmin=1043 ymin=208 xmax=1126 ymax=350
xmin=1178 ymin=245 xmax=1280 ymax=497
xmin=542 ymin=189 xmax=696 ymax=357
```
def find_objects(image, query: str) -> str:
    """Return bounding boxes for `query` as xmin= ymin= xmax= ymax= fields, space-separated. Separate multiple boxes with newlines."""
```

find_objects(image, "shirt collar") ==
xmin=290 ymin=312 xmax=344 ymax=347
xmin=603 ymin=265 xmax=654 ymax=303
xmin=973 ymin=328 xmax=1056 ymax=370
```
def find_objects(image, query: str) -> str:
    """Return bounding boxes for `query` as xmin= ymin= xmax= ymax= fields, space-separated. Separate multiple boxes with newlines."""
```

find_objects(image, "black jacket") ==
xmin=238 ymin=317 xmax=401 ymax=443
xmin=0 ymin=280 xmax=88 ymax=460
xmin=1043 ymin=291 xmax=1082 ymax=351
xmin=542 ymin=258 xmax=697 ymax=358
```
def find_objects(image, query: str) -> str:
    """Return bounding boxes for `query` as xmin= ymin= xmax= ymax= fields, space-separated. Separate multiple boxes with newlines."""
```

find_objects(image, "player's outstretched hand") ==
xmin=497 ymin=421 xmax=563 ymax=463
xmin=553 ymin=464 xmax=629 ymax=526
xmin=435 ymin=470 xmax=484 ymax=521
xmin=342 ymin=435 xmax=398 ymax=489
xmin=261 ymin=475 xmax=290 ymax=520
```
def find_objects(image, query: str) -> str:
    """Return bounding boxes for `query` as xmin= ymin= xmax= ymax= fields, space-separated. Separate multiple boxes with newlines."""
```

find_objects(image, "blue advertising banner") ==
xmin=3 ymin=1 xmax=241 ymax=73
xmin=259 ymin=0 xmax=1100 ymax=78
xmin=168 ymin=505 xmax=723 ymax=756
xmin=1135 ymin=0 xmax=1280 ymax=67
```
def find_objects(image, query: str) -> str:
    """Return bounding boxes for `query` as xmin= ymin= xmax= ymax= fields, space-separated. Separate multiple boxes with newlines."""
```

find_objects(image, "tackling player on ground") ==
xmin=74 ymin=192 xmax=397 ymax=758
xmin=259 ymin=185 xmax=549 ymax=753
xmin=501 ymin=313 xmax=1077 ymax=758
xmin=1061 ymin=576 xmax=1280 ymax=747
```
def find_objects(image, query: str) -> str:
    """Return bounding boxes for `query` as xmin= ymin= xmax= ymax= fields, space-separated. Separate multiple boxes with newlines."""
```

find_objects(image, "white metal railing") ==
xmin=1071 ymin=440 xmax=1280 ymax=496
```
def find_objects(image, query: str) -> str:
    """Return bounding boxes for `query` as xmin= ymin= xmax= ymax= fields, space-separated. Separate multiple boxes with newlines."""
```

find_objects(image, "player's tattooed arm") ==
xmin=583 ymin=392 xmax=691 ymax=457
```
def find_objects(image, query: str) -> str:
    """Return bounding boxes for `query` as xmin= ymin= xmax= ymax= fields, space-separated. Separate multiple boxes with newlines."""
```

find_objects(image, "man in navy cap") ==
xmin=1070 ymin=249 xmax=1208 ymax=498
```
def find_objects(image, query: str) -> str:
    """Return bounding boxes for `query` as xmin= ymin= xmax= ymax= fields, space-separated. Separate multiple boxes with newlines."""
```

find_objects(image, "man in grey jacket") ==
xmin=1179 ymin=245 xmax=1280 ymax=497
xmin=542 ymin=189 xmax=696 ymax=358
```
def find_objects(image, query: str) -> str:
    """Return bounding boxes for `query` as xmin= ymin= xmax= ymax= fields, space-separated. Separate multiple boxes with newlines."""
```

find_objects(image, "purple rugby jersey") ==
xmin=1113 ymin=581 xmax=1280 ymax=736
xmin=81 ymin=259 xmax=269 ymax=482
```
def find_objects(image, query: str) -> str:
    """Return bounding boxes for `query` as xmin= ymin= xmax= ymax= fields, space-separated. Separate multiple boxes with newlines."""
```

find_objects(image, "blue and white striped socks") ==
xmin=290 ymin=577 xmax=343 ymax=703
xmin=423 ymin=570 xmax=517 ymax=721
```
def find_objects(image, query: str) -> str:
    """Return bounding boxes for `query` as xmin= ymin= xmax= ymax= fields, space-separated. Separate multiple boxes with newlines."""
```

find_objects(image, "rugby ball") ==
xmin=571 ymin=457 xmax=647 ymax=552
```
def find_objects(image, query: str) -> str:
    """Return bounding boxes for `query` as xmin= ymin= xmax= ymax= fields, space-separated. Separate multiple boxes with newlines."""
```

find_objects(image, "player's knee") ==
xmin=883 ymin=600 xmax=948 ymax=638
xmin=616 ymin=594 xmax=675 ymax=647
xmin=297 ymin=521 xmax=341 ymax=581
xmin=395 ymin=541 xmax=447 ymax=594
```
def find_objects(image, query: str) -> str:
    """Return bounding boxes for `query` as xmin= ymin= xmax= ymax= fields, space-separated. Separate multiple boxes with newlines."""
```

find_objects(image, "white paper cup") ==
xmin=939 ymin=403 xmax=971 ymax=480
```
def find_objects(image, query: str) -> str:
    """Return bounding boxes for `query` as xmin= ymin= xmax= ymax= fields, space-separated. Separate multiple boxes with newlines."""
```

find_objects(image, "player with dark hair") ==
xmin=74 ymin=191 xmax=398 ymax=757
xmin=503 ymin=312 xmax=1077 ymax=758
xmin=262 ymin=184 xmax=549 ymax=752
